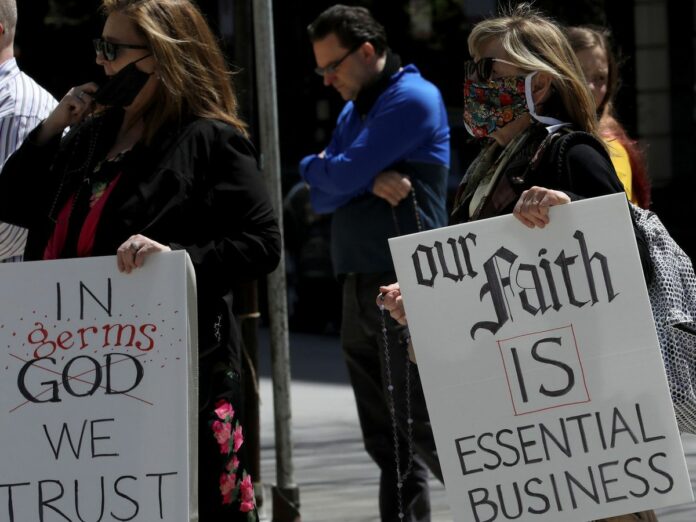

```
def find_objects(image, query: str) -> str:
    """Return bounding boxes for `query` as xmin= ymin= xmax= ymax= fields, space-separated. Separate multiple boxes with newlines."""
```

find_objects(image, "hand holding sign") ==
xmin=378 ymin=283 xmax=407 ymax=325
xmin=116 ymin=234 xmax=172 ymax=274
xmin=513 ymin=186 xmax=571 ymax=229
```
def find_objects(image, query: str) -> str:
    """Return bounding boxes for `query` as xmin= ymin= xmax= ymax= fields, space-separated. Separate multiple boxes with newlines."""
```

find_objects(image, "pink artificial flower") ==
xmin=239 ymin=474 xmax=255 ymax=513
xmin=215 ymin=400 xmax=235 ymax=421
xmin=226 ymin=455 xmax=240 ymax=472
xmin=212 ymin=420 xmax=232 ymax=453
xmin=220 ymin=472 xmax=237 ymax=505
xmin=233 ymin=424 xmax=244 ymax=453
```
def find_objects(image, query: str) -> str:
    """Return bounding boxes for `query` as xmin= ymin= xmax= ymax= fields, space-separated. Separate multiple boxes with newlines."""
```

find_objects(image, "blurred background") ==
xmin=15 ymin=0 xmax=696 ymax=331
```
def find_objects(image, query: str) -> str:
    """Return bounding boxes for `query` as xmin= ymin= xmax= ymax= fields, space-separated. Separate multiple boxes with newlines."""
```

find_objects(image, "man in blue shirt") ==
xmin=300 ymin=5 xmax=449 ymax=520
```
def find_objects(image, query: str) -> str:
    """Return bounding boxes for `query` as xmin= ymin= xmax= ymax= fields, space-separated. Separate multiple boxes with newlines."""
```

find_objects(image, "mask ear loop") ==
xmin=131 ymin=53 xmax=154 ymax=74
xmin=524 ymin=71 xmax=566 ymax=127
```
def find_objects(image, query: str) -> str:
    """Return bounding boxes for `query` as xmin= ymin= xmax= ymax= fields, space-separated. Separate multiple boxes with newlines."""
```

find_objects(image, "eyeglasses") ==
xmin=93 ymin=38 xmax=148 ymax=61
xmin=464 ymin=57 xmax=517 ymax=81
xmin=314 ymin=43 xmax=362 ymax=77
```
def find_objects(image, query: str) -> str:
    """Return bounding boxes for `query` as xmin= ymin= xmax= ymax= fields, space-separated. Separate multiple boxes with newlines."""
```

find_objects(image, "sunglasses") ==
xmin=464 ymin=57 xmax=517 ymax=82
xmin=314 ymin=43 xmax=363 ymax=77
xmin=93 ymin=38 xmax=148 ymax=61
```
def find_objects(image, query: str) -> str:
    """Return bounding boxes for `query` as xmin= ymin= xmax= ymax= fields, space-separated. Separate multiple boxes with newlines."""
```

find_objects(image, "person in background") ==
xmin=0 ymin=0 xmax=280 ymax=519
xmin=380 ymin=5 xmax=655 ymax=522
xmin=0 ymin=0 xmax=57 ymax=262
xmin=301 ymin=5 xmax=449 ymax=521
xmin=567 ymin=25 xmax=651 ymax=209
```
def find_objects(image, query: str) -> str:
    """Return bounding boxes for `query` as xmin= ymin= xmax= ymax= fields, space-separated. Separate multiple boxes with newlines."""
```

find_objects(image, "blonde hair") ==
xmin=101 ymin=0 xmax=247 ymax=142
xmin=468 ymin=3 xmax=598 ymax=137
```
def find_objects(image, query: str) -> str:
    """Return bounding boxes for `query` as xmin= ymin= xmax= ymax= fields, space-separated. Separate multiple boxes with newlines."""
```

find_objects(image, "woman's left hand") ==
xmin=378 ymin=283 xmax=408 ymax=326
xmin=117 ymin=234 xmax=171 ymax=274
xmin=513 ymin=186 xmax=571 ymax=228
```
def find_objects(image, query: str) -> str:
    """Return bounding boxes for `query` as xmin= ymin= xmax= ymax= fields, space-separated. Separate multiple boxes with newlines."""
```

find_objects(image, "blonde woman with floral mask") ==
xmin=380 ymin=6 xmax=653 ymax=521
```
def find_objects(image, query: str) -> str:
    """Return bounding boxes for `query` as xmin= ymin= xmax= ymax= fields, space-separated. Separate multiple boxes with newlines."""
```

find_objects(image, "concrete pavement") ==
xmin=256 ymin=328 xmax=696 ymax=521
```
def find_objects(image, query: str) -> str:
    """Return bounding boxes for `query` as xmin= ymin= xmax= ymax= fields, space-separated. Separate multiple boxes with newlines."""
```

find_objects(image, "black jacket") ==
xmin=0 ymin=109 xmax=281 ymax=402
xmin=452 ymin=124 xmax=625 ymax=224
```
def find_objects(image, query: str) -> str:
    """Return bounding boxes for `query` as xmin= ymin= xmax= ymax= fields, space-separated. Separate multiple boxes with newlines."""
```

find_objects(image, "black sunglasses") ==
xmin=464 ymin=57 xmax=517 ymax=82
xmin=93 ymin=38 xmax=148 ymax=61
xmin=314 ymin=43 xmax=363 ymax=77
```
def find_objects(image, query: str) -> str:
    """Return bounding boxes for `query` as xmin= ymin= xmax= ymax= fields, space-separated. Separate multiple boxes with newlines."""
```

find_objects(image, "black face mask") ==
xmin=94 ymin=54 xmax=152 ymax=108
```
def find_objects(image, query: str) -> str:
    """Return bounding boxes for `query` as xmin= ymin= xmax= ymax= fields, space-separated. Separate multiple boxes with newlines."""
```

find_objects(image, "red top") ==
xmin=43 ymin=173 xmax=122 ymax=259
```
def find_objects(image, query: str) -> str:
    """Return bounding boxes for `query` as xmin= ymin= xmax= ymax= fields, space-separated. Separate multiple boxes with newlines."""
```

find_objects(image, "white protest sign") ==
xmin=389 ymin=193 xmax=693 ymax=521
xmin=0 ymin=251 xmax=197 ymax=521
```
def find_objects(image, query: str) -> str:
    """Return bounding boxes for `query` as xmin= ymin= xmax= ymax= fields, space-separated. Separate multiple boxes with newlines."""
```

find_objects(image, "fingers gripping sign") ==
xmin=116 ymin=234 xmax=171 ymax=274
xmin=377 ymin=283 xmax=408 ymax=326
xmin=513 ymin=186 xmax=571 ymax=229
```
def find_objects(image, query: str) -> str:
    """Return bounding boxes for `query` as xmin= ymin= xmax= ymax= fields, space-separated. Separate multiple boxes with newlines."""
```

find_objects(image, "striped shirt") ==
xmin=0 ymin=58 xmax=57 ymax=262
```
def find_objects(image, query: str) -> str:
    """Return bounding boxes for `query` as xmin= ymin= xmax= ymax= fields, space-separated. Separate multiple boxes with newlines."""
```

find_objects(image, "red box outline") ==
xmin=497 ymin=324 xmax=591 ymax=416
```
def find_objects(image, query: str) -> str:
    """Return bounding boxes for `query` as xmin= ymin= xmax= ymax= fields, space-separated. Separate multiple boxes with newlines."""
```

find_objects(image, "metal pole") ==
xmin=252 ymin=1 xmax=301 ymax=520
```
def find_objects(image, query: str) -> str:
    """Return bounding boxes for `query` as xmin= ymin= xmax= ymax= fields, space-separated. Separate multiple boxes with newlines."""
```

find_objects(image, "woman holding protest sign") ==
xmin=379 ymin=4 xmax=654 ymax=521
xmin=0 ymin=0 xmax=279 ymax=519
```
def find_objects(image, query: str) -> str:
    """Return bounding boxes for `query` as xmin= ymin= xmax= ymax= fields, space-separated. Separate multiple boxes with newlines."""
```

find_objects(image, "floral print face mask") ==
xmin=463 ymin=75 xmax=529 ymax=138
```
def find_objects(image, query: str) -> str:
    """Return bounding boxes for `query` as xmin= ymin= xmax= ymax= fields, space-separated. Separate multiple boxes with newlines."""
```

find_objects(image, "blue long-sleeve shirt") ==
xmin=300 ymin=64 xmax=450 ymax=274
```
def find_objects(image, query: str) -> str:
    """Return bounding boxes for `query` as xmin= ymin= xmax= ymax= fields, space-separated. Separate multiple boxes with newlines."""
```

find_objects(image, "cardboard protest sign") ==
xmin=389 ymin=194 xmax=693 ymax=521
xmin=0 ymin=251 xmax=197 ymax=521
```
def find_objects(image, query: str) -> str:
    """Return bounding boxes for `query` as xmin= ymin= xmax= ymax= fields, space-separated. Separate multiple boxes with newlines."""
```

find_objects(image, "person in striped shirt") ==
xmin=0 ymin=0 xmax=57 ymax=262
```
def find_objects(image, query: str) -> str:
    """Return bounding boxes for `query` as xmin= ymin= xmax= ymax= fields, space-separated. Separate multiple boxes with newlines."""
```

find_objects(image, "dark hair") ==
xmin=307 ymin=4 xmax=387 ymax=55
xmin=565 ymin=25 xmax=619 ymax=118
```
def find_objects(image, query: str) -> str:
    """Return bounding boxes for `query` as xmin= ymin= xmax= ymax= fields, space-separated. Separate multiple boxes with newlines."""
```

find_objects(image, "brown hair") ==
xmin=101 ymin=0 xmax=247 ymax=141
xmin=567 ymin=26 xmax=651 ymax=208
xmin=565 ymin=26 xmax=619 ymax=118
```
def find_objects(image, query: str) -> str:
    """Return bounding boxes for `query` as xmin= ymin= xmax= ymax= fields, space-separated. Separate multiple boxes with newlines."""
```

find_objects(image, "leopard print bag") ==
xmin=630 ymin=204 xmax=696 ymax=433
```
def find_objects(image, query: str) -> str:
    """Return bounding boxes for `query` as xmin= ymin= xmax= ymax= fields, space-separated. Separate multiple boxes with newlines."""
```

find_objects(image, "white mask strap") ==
xmin=525 ymin=72 xmax=565 ymax=127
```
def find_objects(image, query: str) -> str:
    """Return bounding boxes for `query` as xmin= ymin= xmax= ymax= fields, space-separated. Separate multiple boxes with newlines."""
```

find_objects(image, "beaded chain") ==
xmin=47 ymin=116 xmax=103 ymax=224
xmin=379 ymin=304 xmax=414 ymax=520
xmin=380 ymin=185 xmax=422 ymax=520
xmin=390 ymin=187 xmax=423 ymax=236
xmin=410 ymin=188 xmax=423 ymax=232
